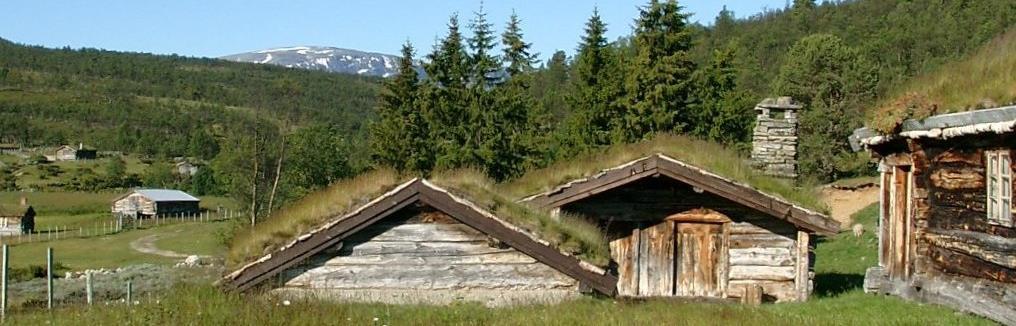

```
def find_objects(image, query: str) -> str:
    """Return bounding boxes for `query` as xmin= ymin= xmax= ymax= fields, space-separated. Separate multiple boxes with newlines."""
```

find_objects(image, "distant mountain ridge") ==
xmin=221 ymin=46 xmax=417 ymax=78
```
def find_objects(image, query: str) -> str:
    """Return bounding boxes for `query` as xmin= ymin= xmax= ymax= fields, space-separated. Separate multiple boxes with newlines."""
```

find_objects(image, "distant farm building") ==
xmin=0 ymin=198 xmax=34 ymax=236
xmin=851 ymin=105 xmax=1016 ymax=324
xmin=222 ymin=179 xmax=613 ymax=306
xmin=0 ymin=144 xmax=18 ymax=155
xmin=55 ymin=144 xmax=97 ymax=161
xmin=112 ymin=189 xmax=200 ymax=218
xmin=522 ymin=154 xmax=838 ymax=302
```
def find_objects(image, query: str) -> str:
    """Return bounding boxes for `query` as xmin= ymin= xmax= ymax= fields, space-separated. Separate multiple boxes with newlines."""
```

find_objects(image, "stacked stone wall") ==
xmin=751 ymin=97 xmax=800 ymax=179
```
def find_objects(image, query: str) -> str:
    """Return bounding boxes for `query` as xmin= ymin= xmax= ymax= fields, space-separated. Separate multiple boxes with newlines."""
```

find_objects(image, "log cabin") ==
xmin=55 ymin=143 xmax=97 ymax=161
xmin=520 ymin=154 xmax=839 ymax=302
xmin=850 ymin=105 xmax=1016 ymax=324
xmin=221 ymin=179 xmax=617 ymax=306
xmin=112 ymin=189 xmax=200 ymax=218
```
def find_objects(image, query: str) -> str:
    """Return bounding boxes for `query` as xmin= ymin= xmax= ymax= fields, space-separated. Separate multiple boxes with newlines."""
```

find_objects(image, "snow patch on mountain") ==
xmin=221 ymin=45 xmax=421 ymax=78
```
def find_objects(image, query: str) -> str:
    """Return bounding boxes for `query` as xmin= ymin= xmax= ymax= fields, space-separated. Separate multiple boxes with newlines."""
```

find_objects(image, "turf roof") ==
xmin=500 ymin=134 xmax=828 ymax=213
xmin=869 ymin=28 xmax=1016 ymax=133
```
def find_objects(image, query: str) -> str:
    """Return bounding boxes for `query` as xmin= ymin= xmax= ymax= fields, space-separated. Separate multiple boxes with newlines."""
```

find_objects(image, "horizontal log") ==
xmin=728 ymin=266 xmax=796 ymax=281
xmin=930 ymin=167 xmax=984 ymax=190
xmin=729 ymin=233 xmax=795 ymax=249
xmin=345 ymin=223 xmax=488 ymax=243
xmin=282 ymin=263 xmax=577 ymax=290
xmin=329 ymin=241 xmax=507 ymax=257
xmin=924 ymin=230 xmax=1016 ymax=269
xmin=729 ymin=248 xmax=794 ymax=267
xmin=729 ymin=222 xmax=796 ymax=236
xmin=311 ymin=251 xmax=538 ymax=266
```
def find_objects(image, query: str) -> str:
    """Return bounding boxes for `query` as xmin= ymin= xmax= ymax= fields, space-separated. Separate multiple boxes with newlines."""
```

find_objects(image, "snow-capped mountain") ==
xmin=221 ymin=46 xmax=414 ymax=78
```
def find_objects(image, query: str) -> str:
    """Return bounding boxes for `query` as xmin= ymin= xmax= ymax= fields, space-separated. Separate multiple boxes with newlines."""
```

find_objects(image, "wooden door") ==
xmin=637 ymin=221 xmax=674 ymax=296
xmin=886 ymin=165 xmax=913 ymax=280
xmin=676 ymin=222 xmax=724 ymax=297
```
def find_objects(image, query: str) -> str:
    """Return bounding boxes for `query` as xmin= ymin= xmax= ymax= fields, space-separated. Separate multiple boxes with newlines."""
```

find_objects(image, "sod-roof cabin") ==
xmin=521 ymin=154 xmax=838 ymax=302
xmin=850 ymin=105 xmax=1016 ymax=324
xmin=221 ymin=179 xmax=616 ymax=306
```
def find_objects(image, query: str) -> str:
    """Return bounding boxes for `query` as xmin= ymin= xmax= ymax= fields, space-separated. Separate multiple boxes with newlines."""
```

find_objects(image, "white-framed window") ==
xmin=987 ymin=150 xmax=1012 ymax=227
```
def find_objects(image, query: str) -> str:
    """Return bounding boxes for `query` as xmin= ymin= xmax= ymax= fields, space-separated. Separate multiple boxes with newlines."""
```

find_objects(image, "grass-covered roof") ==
xmin=226 ymin=169 xmax=609 ymax=270
xmin=500 ymin=134 xmax=828 ymax=213
xmin=869 ymin=28 xmax=1016 ymax=133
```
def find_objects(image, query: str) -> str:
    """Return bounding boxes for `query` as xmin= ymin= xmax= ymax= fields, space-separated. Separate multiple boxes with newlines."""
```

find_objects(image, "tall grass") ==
xmin=871 ymin=27 xmax=1016 ymax=132
xmin=501 ymin=134 xmax=828 ymax=213
xmin=226 ymin=169 xmax=406 ymax=268
xmin=431 ymin=169 xmax=609 ymax=266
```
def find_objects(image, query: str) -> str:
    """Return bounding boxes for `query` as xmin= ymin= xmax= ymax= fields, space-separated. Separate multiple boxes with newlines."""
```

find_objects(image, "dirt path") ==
xmin=129 ymin=234 xmax=191 ymax=258
xmin=820 ymin=185 xmax=879 ymax=227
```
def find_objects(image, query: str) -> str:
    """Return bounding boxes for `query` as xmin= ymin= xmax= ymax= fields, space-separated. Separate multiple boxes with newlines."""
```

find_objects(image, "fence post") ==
xmin=47 ymin=247 xmax=53 ymax=310
xmin=86 ymin=271 xmax=93 ymax=305
xmin=126 ymin=281 xmax=132 ymax=306
xmin=1 ymin=244 xmax=7 ymax=320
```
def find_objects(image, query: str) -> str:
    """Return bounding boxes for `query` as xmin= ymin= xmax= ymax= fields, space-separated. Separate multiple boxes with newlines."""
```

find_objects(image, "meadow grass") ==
xmin=870 ymin=27 xmax=1016 ymax=132
xmin=501 ymin=134 xmax=828 ymax=213
xmin=226 ymin=169 xmax=406 ymax=268
xmin=5 ymin=221 xmax=229 ymax=270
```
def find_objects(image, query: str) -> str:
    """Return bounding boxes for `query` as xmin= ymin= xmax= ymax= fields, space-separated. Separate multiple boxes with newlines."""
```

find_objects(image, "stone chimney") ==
xmin=751 ymin=97 xmax=801 ymax=179
xmin=19 ymin=196 xmax=28 ymax=207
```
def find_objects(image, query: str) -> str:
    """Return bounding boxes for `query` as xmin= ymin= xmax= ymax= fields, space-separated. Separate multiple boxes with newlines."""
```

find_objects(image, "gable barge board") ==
xmin=417 ymin=186 xmax=618 ymax=295
xmin=228 ymin=182 xmax=422 ymax=292
xmin=530 ymin=156 xmax=659 ymax=208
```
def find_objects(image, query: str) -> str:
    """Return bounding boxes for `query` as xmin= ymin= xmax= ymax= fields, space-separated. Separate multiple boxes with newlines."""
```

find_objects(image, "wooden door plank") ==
xmin=611 ymin=229 xmax=639 ymax=296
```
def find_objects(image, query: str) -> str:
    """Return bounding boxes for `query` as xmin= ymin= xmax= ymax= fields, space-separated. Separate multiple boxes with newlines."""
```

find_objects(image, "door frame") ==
xmin=666 ymin=209 xmax=731 ymax=298
xmin=881 ymin=162 xmax=914 ymax=280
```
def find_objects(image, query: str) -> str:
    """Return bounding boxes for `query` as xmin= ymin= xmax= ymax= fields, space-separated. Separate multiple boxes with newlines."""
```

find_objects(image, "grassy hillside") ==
xmin=870 ymin=27 xmax=1016 ymax=132
xmin=696 ymin=0 xmax=1016 ymax=100
xmin=0 ymin=38 xmax=379 ymax=157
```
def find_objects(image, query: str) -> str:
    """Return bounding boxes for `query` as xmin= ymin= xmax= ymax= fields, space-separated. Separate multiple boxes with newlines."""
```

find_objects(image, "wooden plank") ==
xmin=927 ymin=246 xmax=1016 ymax=284
xmin=728 ymin=266 xmax=796 ymax=281
xmin=729 ymin=248 xmax=794 ymax=266
xmin=924 ymin=229 xmax=1016 ymax=269
xmin=282 ymin=263 xmax=577 ymax=290
xmin=795 ymin=231 xmax=810 ymax=301
xmin=535 ymin=157 xmax=659 ymax=208
xmin=639 ymin=221 xmax=674 ymax=296
xmin=610 ymin=230 xmax=639 ymax=296
xmin=345 ymin=223 xmax=488 ymax=243
xmin=335 ymin=241 xmax=509 ymax=256
xmin=718 ymin=222 xmax=730 ymax=297
xmin=312 ymin=250 xmax=537 ymax=265
xmin=729 ymin=233 xmax=795 ymax=249
xmin=729 ymin=222 xmax=796 ymax=235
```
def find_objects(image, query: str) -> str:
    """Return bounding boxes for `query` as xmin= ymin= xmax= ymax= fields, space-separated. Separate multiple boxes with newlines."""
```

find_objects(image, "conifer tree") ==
xmin=564 ymin=9 xmax=624 ymax=151
xmin=501 ymin=12 xmax=537 ymax=77
xmin=621 ymin=0 xmax=696 ymax=141
xmin=371 ymin=41 xmax=432 ymax=173
xmin=423 ymin=15 xmax=471 ymax=169
xmin=467 ymin=5 xmax=500 ymax=87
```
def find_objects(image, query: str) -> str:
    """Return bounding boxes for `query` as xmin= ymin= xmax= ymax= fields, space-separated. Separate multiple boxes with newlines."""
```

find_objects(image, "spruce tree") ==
xmin=622 ymin=0 xmax=696 ymax=141
xmin=423 ymin=15 xmax=471 ymax=169
xmin=467 ymin=5 xmax=500 ymax=88
xmin=564 ymin=9 xmax=624 ymax=152
xmin=501 ymin=12 xmax=537 ymax=76
xmin=371 ymin=41 xmax=432 ymax=173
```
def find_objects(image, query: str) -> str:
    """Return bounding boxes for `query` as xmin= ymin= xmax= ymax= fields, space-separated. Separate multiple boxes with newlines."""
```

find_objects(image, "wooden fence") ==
xmin=0 ymin=208 xmax=242 ymax=246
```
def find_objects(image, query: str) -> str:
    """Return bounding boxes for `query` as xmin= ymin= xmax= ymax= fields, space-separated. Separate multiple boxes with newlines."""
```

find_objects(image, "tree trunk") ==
xmin=250 ymin=127 xmax=259 ymax=226
xmin=267 ymin=133 xmax=286 ymax=217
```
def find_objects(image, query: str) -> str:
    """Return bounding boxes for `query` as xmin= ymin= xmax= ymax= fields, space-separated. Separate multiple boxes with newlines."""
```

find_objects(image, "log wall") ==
xmin=563 ymin=177 xmax=811 ymax=302
xmin=276 ymin=205 xmax=578 ymax=306
xmin=869 ymin=134 xmax=1015 ymax=324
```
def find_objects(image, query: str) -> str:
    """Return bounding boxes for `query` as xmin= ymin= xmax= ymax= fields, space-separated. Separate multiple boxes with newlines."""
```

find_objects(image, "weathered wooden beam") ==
xmin=924 ymin=229 xmax=1016 ymax=269
xmin=795 ymin=231 xmax=810 ymax=301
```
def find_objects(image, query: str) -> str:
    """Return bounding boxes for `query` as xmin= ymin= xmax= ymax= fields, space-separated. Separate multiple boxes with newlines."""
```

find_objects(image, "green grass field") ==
xmin=6 ymin=221 xmax=230 ymax=270
xmin=2 ymin=203 xmax=993 ymax=325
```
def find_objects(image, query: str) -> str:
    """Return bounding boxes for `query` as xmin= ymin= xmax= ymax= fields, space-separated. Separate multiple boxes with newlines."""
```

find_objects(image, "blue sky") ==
xmin=0 ymin=1 xmax=787 ymax=62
